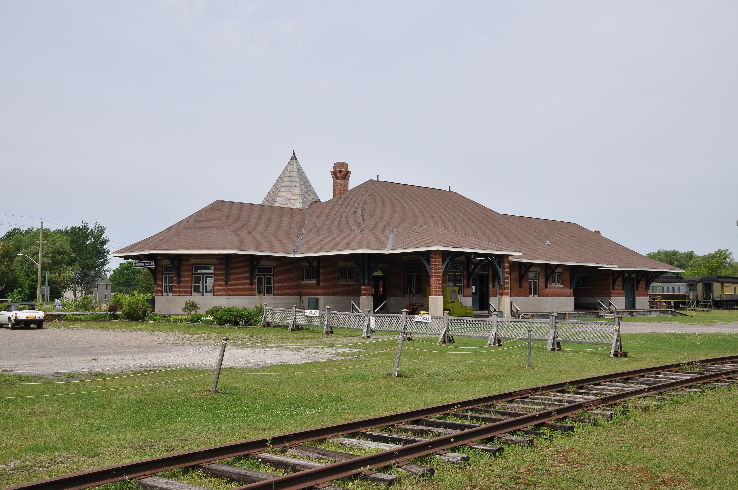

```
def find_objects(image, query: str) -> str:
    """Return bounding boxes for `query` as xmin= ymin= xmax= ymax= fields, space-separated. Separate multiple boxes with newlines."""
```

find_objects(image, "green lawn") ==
xmin=2 ymin=323 xmax=737 ymax=488
xmin=620 ymin=309 xmax=738 ymax=324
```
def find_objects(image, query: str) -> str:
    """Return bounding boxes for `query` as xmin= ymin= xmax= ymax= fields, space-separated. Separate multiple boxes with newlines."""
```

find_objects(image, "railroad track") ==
xmin=15 ymin=355 xmax=738 ymax=490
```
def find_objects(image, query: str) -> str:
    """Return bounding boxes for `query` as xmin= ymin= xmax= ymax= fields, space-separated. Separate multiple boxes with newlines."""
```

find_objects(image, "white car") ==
xmin=0 ymin=303 xmax=46 ymax=329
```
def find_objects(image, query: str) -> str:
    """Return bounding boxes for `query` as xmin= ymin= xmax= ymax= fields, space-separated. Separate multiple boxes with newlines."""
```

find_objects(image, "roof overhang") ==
xmin=509 ymin=258 xmax=683 ymax=273
xmin=599 ymin=266 xmax=684 ymax=273
xmin=113 ymin=247 xmax=523 ymax=258
xmin=509 ymin=258 xmax=617 ymax=268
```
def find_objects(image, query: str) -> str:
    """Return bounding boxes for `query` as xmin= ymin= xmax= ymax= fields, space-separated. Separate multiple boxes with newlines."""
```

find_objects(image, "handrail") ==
xmin=487 ymin=304 xmax=498 ymax=318
xmin=510 ymin=301 xmax=521 ymax=318
xmin=608 ymin=300 xmax=618 ymax=313
xmin=374 ymin=299 xmax=387 ymax=314
xmin=351 ymin=301 xmax=361 ymax=314
xmin=597 ymin=300 xmax=609 ymax=314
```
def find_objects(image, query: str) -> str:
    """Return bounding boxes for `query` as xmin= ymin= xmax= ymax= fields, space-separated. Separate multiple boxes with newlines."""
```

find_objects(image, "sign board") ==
xmin=304 ymin=309 xmax=320 ymax=317
xmin=414 ymin=314 xmax=431 ymax=323
xmin=133 ymin=261 xmax=155 ymax=268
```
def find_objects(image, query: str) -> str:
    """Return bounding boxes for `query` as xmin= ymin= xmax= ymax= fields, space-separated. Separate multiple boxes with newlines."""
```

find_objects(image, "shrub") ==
xmin=64 ymin=295 xmax=95 ymax=312
xmin=250 ymin=305 xmax=264 ymax=325
xmin=78 ymin=312 xmax=114 ymax=321
xmin=107 ymin=303 xmax=119 ymax=315
xmin=182 ymin=300 xmax=200 ymax=315
xmin=186 ymin=313 xmax=205 ymax=323
xmin=117 ymin=293 xmax=152 ymax=321
xmin=207 ymin=306 xmax=263 ymax=326
xmin=205 ymin=306 xmax=224 ymax=317
xmin=145 ymin=313 xmax=165 ymax=322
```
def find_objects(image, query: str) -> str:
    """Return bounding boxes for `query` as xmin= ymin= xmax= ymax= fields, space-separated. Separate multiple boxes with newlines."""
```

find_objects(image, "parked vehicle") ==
xmin=691 ymin=276 xmax=738 ymax=308
xmin=0 ymin=303 xmax=46 ymax=329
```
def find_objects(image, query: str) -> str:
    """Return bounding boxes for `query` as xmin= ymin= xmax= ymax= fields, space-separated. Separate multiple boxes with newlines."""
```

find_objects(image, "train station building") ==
xmin=115 ymin=152 xmax=680 ymax=316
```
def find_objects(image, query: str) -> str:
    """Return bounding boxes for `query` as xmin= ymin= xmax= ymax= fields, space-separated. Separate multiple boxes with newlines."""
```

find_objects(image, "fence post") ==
xmin=525 ymin=329 xmax=533 ymax=368
xmin=437 ymin=311 xmax=454 ymax=344
xmin=610 ymin=315 xmax=626 ymax=357
xmin=362 ymin=309 xmax=372 ymax=338
xmin=289 ymin=305 xmax=297 ymax=331
xmin=209 ymin=337 xmax=229 ymax=393
xmin=323 ymin=306 xmax=333 ymax=335
xmin=547 ymin=311 xmax=561 ymax=351
xmin=487 ymin=314 xmax=501 ymax=347
xmin=393 ymin=311 xmax=408 ymax=377
xmin=261 ymin=303 xmax=268 ymax=327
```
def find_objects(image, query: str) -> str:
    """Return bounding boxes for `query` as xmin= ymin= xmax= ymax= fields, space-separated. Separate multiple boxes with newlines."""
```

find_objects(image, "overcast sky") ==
xmin=1 ymin=0 xmax=736 ymax=268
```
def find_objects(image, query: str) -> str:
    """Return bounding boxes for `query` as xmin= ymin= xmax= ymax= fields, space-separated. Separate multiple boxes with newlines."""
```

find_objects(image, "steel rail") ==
xmin=237 ymin=365 xmax=738 ymax=489
xmin=12 ymin=355 xmax=738 ymax=490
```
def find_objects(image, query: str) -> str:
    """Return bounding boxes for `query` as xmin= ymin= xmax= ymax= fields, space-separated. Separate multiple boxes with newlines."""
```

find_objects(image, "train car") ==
xmin=693 ymin=276 xmax=738 ymax=308
xmin=648 ymin=274 xmax=688 ymax=308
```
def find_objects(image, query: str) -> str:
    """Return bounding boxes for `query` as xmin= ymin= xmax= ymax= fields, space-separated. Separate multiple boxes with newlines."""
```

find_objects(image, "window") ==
xmin=163 ymin=265 xmax=173 ymax=295
xmin=338 ymin=266 xmax=356 ymax=283
xmin=528 ymin=271 xmax=539 ymax=297
xmin=550 ymin=271 xmax=562 ymax=286
xmin=446 ymin=262 xmax=463 ymax=295
xmin=303 ymin=265 xmax=317 ymax=282
xmin=405 ymin=272 xmax=423 ymax=296
xmin=192 ymin=264 xmax=214 ymax=296
xmin=256 ymin=265 xmax=273 ymax=295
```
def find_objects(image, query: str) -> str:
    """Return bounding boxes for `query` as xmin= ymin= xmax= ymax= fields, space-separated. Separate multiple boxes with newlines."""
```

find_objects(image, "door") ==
xmin=373 ymin=275 xmax=387 ymax=310
xmin=624 ymin=279 xmax=636 ymax=309
xmin=473 ymin=272 xmax=489 ymax=311
xmin=702 ymin=283 xmax=713 ymax=300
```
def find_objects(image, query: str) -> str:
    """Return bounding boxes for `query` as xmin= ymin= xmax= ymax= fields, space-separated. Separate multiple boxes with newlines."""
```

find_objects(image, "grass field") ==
xmin=619 ymin=309 xmax=738 ymax=324
xmin=2 ymin=322 xmax=737 ymax=488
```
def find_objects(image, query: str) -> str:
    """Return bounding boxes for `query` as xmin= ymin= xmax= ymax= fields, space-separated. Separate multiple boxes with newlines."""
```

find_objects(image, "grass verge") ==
xmin=1 ymin=326 xmax=736 ymax=488
xmin=619 ymin=309 xmax=738 ymax=324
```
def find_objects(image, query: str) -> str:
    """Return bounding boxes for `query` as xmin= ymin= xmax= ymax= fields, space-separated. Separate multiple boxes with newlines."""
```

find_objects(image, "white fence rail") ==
xmin=262 ymin=305 xmax=625 ymax=357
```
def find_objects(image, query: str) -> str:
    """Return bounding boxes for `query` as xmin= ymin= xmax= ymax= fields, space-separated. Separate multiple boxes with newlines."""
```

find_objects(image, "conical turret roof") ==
xmin=261 ymin=151 xmax=321 ymax=208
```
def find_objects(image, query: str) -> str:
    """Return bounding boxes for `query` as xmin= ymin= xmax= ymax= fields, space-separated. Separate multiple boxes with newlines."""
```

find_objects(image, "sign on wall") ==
xmin=133 ymin=260 xmax=155 ymax=268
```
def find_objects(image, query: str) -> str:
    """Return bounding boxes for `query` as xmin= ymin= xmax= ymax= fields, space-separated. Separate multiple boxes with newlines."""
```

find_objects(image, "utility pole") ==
xmin=36 ymin=220 xmax=43 ymax=305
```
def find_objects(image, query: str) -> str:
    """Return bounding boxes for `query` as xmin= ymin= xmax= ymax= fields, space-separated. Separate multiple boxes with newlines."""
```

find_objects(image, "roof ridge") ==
xmin=501 ymin=213 xmax=576 ymax=225
xmin=363 ymin=179 xmax=452 ymax=193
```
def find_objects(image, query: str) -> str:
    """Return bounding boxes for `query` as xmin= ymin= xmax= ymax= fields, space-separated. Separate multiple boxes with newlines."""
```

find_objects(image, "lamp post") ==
xmin=17 ymin=253 xmax=41 ymax=305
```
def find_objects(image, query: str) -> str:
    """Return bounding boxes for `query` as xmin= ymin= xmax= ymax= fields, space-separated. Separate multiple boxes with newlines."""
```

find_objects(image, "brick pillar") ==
xmin=331 ymin=162 xmax=351 ymax=198
xmin=429 ymin=250 xmax=443 ymax=316
xmin=359 ymin=283 xmax=373 ymax=312
xmin=501 ymin=255 xmax=512 ymax=318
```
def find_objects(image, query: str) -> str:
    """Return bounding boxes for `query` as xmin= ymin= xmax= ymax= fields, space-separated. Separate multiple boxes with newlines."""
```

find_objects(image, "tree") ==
xmin=683 ymin=249 xmax=737 ymax=277
xmin=109 ymin=262 xmax=155 ymax=295
xmin=646 ymin=250 xmax=697 ymax=270
xmin=61 ymin=222 xmax=110 ymax=298
xmin=0 ymin=228 xmax=75 ymax=301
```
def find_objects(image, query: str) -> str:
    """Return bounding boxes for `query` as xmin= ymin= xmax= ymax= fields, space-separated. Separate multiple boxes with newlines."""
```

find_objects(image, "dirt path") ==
xmin=0 ymin=327 xmax=353 ymax=376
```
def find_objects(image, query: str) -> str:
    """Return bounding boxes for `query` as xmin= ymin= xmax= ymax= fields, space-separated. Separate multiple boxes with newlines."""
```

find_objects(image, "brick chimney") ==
xmin=330 ymin=162 xmax=351 ymax=198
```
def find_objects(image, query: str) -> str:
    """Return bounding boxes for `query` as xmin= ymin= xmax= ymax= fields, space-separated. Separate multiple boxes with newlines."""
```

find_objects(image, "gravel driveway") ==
xmin=0 ymin=327 xmax=353 ymax=376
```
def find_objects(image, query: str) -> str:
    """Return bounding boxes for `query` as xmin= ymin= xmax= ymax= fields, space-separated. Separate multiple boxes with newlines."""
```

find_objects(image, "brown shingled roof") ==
xmin=114 ymin=179 xmax=679 ymax=272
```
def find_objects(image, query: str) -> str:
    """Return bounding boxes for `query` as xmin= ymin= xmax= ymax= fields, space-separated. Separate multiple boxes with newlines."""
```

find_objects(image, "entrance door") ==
xmin=624 ymin=279 xmax=636 ymax=309
xmin=373 ymin=275 xmax=387 ymax=311
xmin=702 ymin=283 xmax=713 ymax=300
xmin=472 ymin=273 xmax=489 ymax=311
